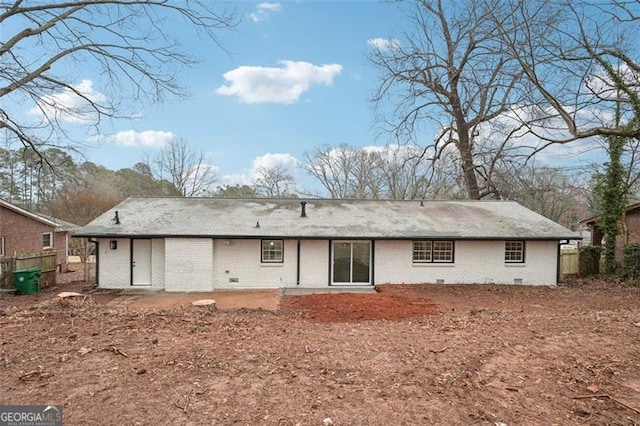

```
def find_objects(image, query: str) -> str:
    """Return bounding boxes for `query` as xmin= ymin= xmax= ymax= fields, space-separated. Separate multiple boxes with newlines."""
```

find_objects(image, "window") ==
xmin=261 ymin=239 xmax=284 ymax=263
xmin=505 ymin=241 xmax=525 ymax=263
xmin=412 ymin=240 xmax=454 ymax=263
xmin=43 ymin=232 xmax=53 ymax=249
xmin=0 ymin=237 xmax=4 ymax=256
xmin=412 ymin=241 xmax=432 ymax=262
xmin=433 ymin=241 xmax=454 ymax=262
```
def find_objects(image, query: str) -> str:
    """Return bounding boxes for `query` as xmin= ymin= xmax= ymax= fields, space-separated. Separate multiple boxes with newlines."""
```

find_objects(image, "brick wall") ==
xmin=151 ymin=239 xmax=165 ymax=289
xmin=165 ymin=238 xmax=213 ymax=292
xmin=375 ymin=240 xmax=558 ymax=286
xmin=213 ymin=239 xmax=297 ymax=289
xmin=95 ymin=237 xmax=560 ymax=289
xmin=97 ymin=238 xmax=165 ymax=289
xmin=97 ymin=238 xmax=131 ymax=288
xmin=0 ymin=204 xmax=68 ymax=269
xmin=299 ymin=240 xmax=330 ymax=288
xmin=624 ymin=209 xmax=640 ymax=245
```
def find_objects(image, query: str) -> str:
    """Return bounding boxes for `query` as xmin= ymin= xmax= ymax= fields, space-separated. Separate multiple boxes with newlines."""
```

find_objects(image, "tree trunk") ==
xmin=454 ymin=119 xmax=481 ymax=199
xmin=457 ymin=140 xmax=480 ymax=199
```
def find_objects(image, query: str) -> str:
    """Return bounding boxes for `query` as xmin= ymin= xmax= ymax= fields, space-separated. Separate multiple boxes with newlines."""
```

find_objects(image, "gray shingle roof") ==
xmin=74 ymin=197 xmax=579 ymax=240
xmin=37 ymin=213 xmax=78 ymax=231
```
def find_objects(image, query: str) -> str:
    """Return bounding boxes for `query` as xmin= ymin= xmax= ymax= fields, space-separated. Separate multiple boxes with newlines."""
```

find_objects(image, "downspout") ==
xmin=88 ymin=238 xmax=99 ymax=288
xmin=297 ymin=201 xmax=306 ymax=286
xmin=371 ymin=240 xmax=375 ymax=287
xmin=296 ymin=239 xmax=301 ymax=285
xmin=557 ymin=240 xmax=568 ymax=286
xmin=328 ymin=240 xmax=332 ymax=286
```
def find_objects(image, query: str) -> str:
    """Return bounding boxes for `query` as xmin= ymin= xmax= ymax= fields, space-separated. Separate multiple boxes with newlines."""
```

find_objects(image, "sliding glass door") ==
xmin=332 ymin=241 xmax=371 ymax=285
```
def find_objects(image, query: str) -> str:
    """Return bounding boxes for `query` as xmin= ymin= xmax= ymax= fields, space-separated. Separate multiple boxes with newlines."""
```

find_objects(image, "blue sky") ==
xmin=75 ymin=1 xmax=412 ymax=188
xmin=7 ymin=0 xmax=614 ymax=192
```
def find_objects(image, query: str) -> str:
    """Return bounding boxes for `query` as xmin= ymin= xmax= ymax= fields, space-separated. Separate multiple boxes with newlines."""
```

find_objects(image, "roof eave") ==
xmin=73 ymin=232 xmax=582 ymax=241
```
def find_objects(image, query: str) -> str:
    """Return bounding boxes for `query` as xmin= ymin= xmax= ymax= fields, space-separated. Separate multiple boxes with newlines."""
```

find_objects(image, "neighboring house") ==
xmin=580 ymin=201 xmax=640 ymax=260
xmin=0 ymin=198 xmax=76 ymax=271
xmin=74 ymin=197 xmax=579 ymax=291
xmin=560 ymin=229 xmax=591 ymax=250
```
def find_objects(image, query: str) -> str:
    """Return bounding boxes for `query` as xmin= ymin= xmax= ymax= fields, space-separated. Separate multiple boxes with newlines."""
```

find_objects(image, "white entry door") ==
xmin=132 ymin=239 xmax=152 ymax=286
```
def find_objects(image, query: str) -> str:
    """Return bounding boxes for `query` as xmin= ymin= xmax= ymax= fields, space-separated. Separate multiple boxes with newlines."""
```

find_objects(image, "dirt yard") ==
xmin=1 ymin=279 xmax=640 ymax=425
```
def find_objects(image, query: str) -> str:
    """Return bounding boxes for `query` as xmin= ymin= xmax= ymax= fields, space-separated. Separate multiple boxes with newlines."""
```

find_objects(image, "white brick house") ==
xmin=74 ymin=198 xmax=579 ymax=291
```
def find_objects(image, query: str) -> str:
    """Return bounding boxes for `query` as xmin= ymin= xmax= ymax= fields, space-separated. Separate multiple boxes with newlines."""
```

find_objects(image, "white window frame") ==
xmin=412 ymin=241 xmax=432 ymax=262
xmin=261 ymin=239 xmax=284 ymax=263
xmin=505 ymin=241 xmax=525 ymax=263
xmin=43 ymin=232 xmax=53 ymax=249
xmin=412 ymin=240 xmax=454 ymax=263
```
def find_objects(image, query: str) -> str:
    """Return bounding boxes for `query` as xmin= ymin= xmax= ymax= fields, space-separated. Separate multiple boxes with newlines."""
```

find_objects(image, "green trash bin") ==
xmin=14 ymin=268 xmax=42 ymax=295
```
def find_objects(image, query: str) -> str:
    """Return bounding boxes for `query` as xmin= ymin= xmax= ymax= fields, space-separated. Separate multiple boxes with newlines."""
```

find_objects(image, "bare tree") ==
xmin=375 ymin=144 xmax=465 ymax=199
xmin=304 ymin=145 xmax=360 ymax=198
xmin=151 ymin=137 xmax=217 ymax=197
xmin=254 ymin=165 xmax=297 ymax=198
xmin=304 ymin=143 xmax=464 ymax=199
xmin=372 ymin=0 xmax=527 ymax=199
xmin=492 ymin=161 xmax=589 ymax=226
xmin=492 ymin=0 xmax=640 ymax=148
xmin=373 ymin=1 xmax=640 ymax=200
xmin=304 ymin=145 xmax=384 ymax=199
xmin=212 ymin=184 xmax=258 ymax=198
xmin=49 ymin=187 xmax=123 ymax=227
xmin=0 ymin=1 xmax=236 ymax=158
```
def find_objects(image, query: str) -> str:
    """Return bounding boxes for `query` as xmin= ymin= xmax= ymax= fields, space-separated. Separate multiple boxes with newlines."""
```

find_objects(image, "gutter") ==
xmin=73 ymin=233 xmax=582 ymax=241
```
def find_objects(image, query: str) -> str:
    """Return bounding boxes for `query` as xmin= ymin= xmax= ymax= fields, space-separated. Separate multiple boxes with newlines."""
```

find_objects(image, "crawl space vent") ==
xmin=229 ymin=278 xmax=239 ymax=283
xmin=436 ymin=279 xmax=445 ymax=284
xmin=514 ymin=278 xmax=523 ymax=285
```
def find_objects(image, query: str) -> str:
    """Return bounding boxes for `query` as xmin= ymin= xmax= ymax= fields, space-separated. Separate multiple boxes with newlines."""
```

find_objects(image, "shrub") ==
xmin=623 ymin=243 xmax=640 ymax=279
xmin=579 ymin=245 xmax=601 ymax=277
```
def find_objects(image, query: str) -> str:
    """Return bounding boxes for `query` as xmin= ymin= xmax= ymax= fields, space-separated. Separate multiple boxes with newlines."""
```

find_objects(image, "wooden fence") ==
xmin=0 ymin=251 xmax=57 ymax=291
xmin=559 ymin=248 xmax=579 ymax=277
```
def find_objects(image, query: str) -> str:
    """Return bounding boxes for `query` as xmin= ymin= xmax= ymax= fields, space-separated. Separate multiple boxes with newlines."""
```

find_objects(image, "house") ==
xmin=580 ymin=201 xmax=640 ymax=260
xmin=0 ymin=198 xmax=76 ymax=271
xmin=74 ymin=197 xmax=579 ymax=291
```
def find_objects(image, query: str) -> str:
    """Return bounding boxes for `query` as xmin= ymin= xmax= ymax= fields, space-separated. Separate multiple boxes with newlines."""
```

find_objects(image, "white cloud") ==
xmin=585 ymin=63 xmax=640 ymax=102
xmin=107 ymin=130 xmax=174 ymax=148
xmin=258 ymin=2 xmax=281 ymax=11
xmin=29 ymin=79 xmax=108 ymax=124
xmin=470 ymin=104 xmax=604 ymax=164
xmin=367 ymin=37 xmax=400 ymax=51
xmin=250 ymin=2 xmax=282 ymax=22
xmin=220 ymin=152 xmax=299 ymax=185
xmin=252 ymin=152 xmax=299 ymax=171
xmin=216 ymin=60 xmax=343 ymax=104
xmin=218 ymin=173 xmax=252 ymax=187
